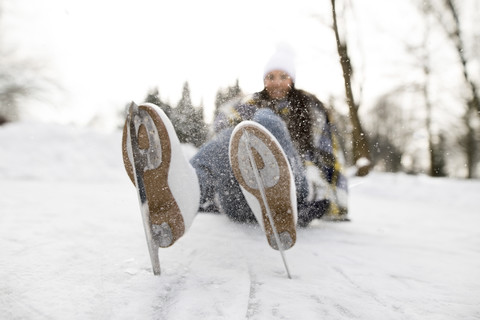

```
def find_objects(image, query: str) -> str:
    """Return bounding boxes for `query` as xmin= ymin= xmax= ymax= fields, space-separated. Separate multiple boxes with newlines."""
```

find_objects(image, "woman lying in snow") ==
xmin=122 ymin=44 xmax=349 ymax=253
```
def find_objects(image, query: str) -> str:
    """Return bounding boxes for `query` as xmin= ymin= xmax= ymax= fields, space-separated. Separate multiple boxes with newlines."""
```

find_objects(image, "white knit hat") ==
xmin=263 ymin=43 xmax=296 ymax=82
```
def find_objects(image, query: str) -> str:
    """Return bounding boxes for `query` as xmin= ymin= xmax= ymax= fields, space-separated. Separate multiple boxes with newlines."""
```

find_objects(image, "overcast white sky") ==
xmin=2 ymin=0 xmax=446 ymax=128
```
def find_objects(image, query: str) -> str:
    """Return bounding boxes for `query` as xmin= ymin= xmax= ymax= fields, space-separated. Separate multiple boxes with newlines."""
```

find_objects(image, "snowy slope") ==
xmin=0 ymin=122 xmax=479 ymax=320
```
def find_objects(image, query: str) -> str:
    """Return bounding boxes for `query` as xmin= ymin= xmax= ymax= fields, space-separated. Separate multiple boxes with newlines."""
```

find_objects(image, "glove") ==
xmin=305 ymin=162 xmax=333 ymax=202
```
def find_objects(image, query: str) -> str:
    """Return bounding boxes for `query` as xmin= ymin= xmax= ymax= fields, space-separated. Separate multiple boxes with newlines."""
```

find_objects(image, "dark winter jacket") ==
xmin=214 ymin=87 xmax=349 ymax=220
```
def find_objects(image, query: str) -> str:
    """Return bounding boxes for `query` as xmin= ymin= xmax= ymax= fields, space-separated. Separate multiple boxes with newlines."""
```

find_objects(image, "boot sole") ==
xmin=230 ymin=123 xmax=296 ymax=250
xmin=122 ymin=104 xmax=185 ymax=247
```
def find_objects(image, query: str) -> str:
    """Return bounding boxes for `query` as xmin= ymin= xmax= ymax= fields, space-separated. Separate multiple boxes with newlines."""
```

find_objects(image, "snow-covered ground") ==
xmin=0 ymin=122 xmax=479 ymax=319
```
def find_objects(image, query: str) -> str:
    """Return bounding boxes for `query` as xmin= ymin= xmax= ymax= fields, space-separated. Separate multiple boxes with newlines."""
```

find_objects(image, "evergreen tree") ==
xmin=144 ymin=87 xmax=172 ymax=118
xmin=190 ymin=101 xmax=208 ymax=147
xmin=171 ymin=82 xmax=207 ymax=147
xmin=214 ymin=79 xmax=243 ymax=113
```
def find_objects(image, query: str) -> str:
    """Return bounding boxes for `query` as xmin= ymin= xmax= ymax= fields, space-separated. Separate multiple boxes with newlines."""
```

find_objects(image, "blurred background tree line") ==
xmin=133 ymin=79 xmax=243 ymax=148
xmin=328 ymin=0 xmax=479 ymax=179
xmin=1 ymin=0 xmax=478 ymax=178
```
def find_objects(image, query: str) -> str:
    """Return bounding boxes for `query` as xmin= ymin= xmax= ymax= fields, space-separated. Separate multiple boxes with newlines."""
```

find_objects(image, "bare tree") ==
xmin=0 ymin=56 xmax=56 ymax=121
xmin=415 ymin=3 xmax=446 ymax=176
xmin=0 ymin=3 xmax=59 ymax=123
xmin=330 ymin=0 xmax=372 ymax=176
xmin=421 ymin=0 xmax=479 ymax=178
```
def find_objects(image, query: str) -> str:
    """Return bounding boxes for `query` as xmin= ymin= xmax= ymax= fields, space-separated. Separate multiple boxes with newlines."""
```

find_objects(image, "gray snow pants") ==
xmin=190 ymin=108 xmax=309 ymax=223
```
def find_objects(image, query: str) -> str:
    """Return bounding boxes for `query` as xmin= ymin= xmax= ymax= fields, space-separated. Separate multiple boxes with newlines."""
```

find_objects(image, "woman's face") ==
xmin=264 ymin=70 xmax=293 ymax=100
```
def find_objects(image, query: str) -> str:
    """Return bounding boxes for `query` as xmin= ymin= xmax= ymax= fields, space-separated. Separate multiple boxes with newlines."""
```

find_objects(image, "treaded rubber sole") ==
xmin=122 ymin=104 xmax=185 ymax=247
xmin=230 ymin=123 xmax=296 ymax=250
